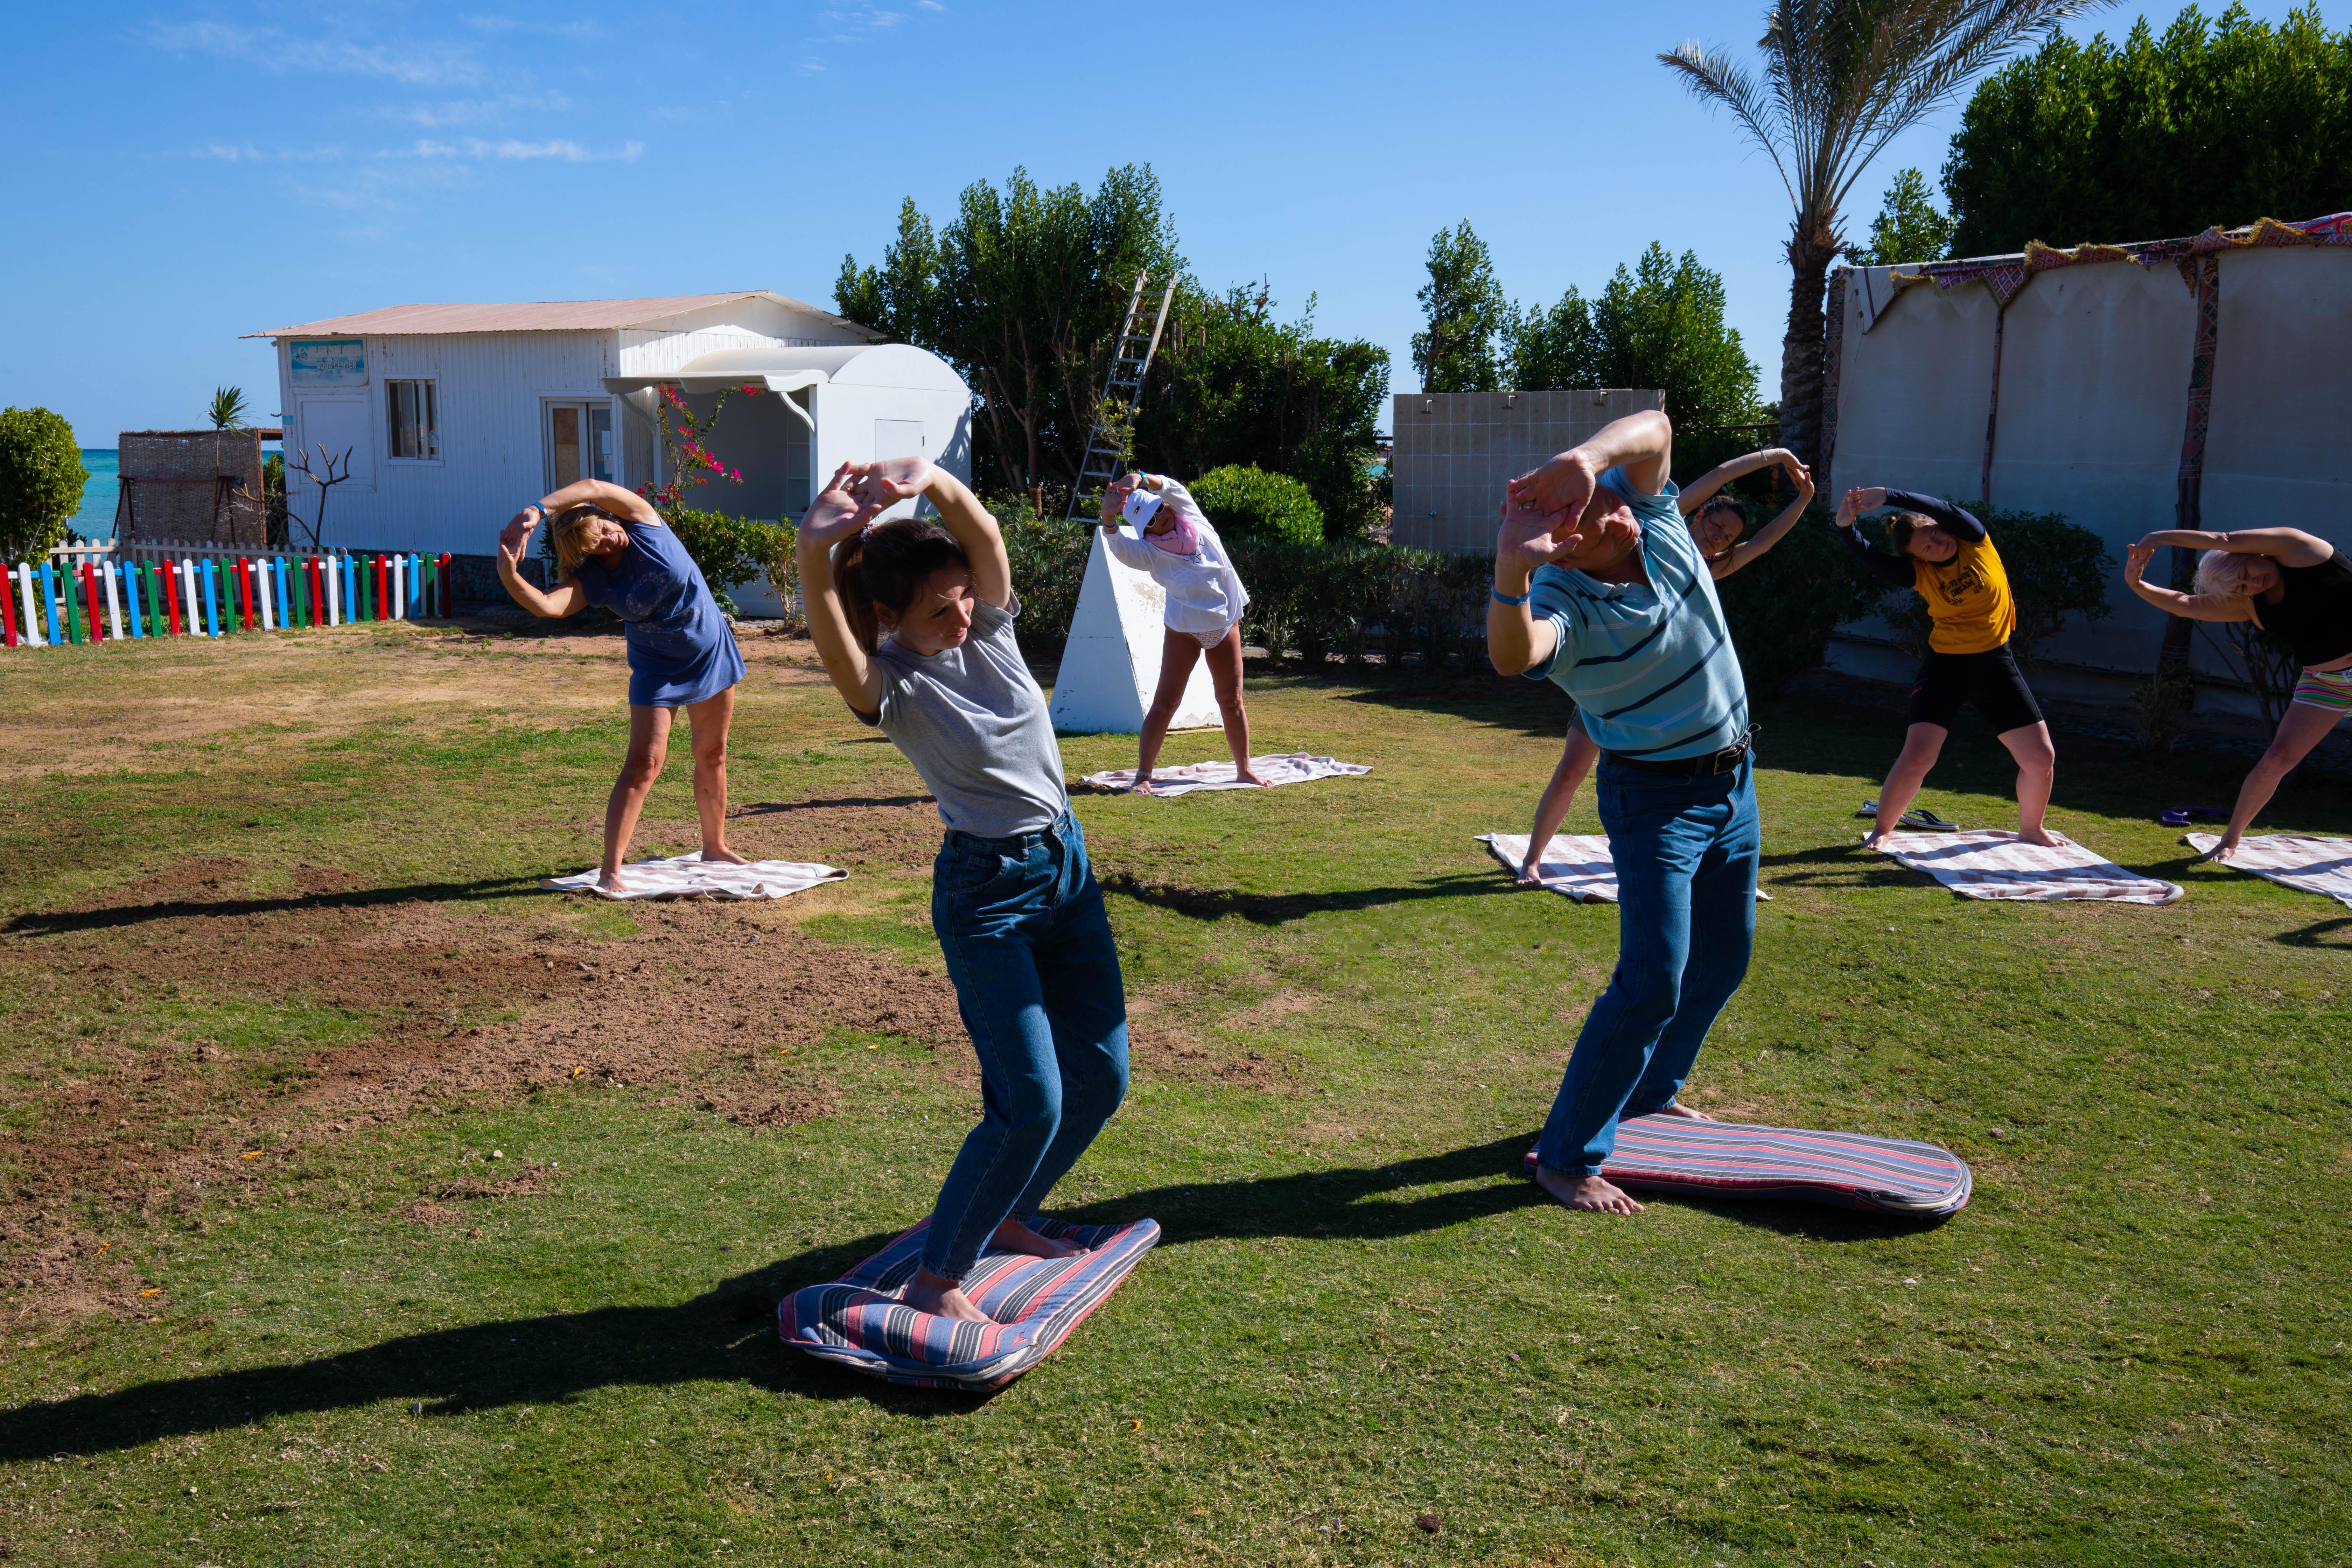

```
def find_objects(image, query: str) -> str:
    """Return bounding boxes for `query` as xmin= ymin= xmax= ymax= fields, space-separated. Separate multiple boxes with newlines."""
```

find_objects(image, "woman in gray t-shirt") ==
xmin=798 ymin=457 xmax=1131 ymax=1326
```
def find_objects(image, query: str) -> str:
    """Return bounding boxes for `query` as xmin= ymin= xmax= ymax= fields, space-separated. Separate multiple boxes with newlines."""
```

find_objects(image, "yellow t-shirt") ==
xmin=1916 ymin=535 xmax=2015 ymax=654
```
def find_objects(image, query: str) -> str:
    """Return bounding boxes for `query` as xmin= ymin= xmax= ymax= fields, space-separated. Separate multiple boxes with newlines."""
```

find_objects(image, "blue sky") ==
xmin=1 ymin=1 xmax=2320 ymax=445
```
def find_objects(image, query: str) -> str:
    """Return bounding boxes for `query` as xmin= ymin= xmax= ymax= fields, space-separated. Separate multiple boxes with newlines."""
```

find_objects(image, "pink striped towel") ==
xmin=1478 ymin=833 xmax=1771 ymax=903
xmin=2184 ymin=833 xmax=2352 ymax=909
xmin=1872 ymin=829 xmax=2181 ymax=904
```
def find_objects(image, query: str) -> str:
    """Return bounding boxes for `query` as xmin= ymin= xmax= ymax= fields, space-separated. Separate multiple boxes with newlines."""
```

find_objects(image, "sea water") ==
xmin=69 ymin=449 xmax=117 ymax=540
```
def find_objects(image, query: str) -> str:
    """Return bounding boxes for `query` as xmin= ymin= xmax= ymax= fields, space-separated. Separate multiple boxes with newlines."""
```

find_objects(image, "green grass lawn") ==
xmin=0 ymin=622 xmax=2346 ymax=1566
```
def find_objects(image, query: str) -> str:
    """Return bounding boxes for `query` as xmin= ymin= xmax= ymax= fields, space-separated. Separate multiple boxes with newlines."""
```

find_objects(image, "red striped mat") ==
xmin=1523 ymin=1115 xmax=1971 ymax=1216
xmin=779 ymin=1216 xmax=1160 ymax=1391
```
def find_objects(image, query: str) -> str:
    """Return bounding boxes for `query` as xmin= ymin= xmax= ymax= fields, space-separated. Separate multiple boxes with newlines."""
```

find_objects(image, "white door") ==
xmin=291 ymin=396 xmax=375 ymax=490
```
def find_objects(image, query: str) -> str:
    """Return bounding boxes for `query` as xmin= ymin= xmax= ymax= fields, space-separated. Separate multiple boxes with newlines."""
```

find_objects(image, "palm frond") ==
xmin=1659 ymin=41 xmax=1798 ymax=208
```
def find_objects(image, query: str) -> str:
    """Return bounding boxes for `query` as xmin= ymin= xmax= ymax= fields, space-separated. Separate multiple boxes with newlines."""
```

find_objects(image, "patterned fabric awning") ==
xmin=1888 ymin=211 xmax=2352 ymax=307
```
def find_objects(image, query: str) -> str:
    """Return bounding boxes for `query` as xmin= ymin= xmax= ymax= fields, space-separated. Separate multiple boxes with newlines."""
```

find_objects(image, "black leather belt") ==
xmin=1602 ymin=728 xmax=1757 ymax=776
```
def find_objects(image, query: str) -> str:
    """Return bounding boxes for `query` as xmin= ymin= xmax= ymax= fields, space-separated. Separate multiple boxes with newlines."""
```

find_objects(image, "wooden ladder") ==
xmin=1064 ymin=271 xmax=1179 ymax=519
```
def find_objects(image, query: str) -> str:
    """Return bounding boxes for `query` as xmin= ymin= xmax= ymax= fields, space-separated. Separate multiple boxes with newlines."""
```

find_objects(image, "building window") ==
xmin=387 ymin=380 xmax=439 ymax=460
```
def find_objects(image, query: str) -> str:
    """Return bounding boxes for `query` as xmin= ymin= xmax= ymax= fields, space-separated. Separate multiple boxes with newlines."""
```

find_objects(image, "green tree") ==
xmin=1943 ymin=4 xmax=2352 ymax=255
xmin=1134 ymin=284 xmax=1390 ymax=538
xmin=1505 ymin=244 xmax=1763 ymax=471
xmin=208 ymin=386 xmax=250 ymax=430
xmin=0 ymin=407 xmax=88 ymax=561
xmin=1849 ymin=168 xmax=1960 ymax=265
xmin=1660 ymin=0 xmax=2102 ymax=465
xmin=835 ymin=165 xmax=1182 ymax=504
xmin=1411 ymin=222 xmax=1506 ymax=393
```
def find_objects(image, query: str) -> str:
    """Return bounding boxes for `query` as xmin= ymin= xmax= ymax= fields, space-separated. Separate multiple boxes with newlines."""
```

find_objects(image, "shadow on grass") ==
xmin=733 ymin=794 xmax=932 ymax=816
xmin=1096 ymin=870 xmax=1512 ymax=925
xmin=2275 ymin=916 xmax=2352 ymax=948
xmin=2 ymin=877 xmax=551 ymax=938
xmin=0 ymin=1133 xmax=1940 ymax=1452
xmin=1757 ymin=844 xmax=1941 ymax=893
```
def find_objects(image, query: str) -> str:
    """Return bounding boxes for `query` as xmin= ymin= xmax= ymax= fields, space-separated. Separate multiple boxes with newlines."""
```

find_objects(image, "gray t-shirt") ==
xmin=867 ymin=594 xmax=1069 ymax=839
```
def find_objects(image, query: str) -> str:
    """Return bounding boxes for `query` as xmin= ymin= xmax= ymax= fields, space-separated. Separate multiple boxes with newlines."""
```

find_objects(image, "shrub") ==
xmin=997 ymin=505 xmax=1093 ymax=657
xmin=663 ymin=507 xmax=796 ymax=618
xmin=1191 ymin=466 xmax=1323 ymax=547
xmin=1866 ymin=503 xmax=2113 ymax=665
xmin=1714 ymin=502 xmax=1885 ymax=697
xmin=0 ymin=407 xmax=88 ymax=562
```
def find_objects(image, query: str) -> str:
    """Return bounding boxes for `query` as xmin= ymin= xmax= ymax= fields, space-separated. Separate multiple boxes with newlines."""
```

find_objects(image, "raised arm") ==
xmin=2123 ymin=541 xmax=2254 ymax=623
xmin=1098 ymin=522 xmax=1160 ymax=570
xmin=857 ymin=457 xmax=1012 ymax=610
xmin=494 ymin=507 xmax=590 ymax=618
xmin=796 ymin=465 xmax=892 ymax=719
xmin=1505 ymin=409 xmax=1674 ymax=515
xmin=2135 ymin=527 xmax=2333 ymax=568
xmin=539 ymin=479 xmax=661 ymax=526
xmin=1679 ymin=447 xmax=1799 ymax=517
xmin=1711 ymin=461 xmax=1815 ymax=580
xmin=1879 ymin=488 xmax=1986 ymax=544
xmin=1520 ymin=725 xmax=1600 ymax=884
xmin=1835 ymin=488 xmax=1921 ymax=590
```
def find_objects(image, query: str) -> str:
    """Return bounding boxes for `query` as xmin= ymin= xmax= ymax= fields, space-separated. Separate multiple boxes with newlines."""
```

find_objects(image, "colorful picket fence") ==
xmin=2 ymin=551 xmax=456 ymax=649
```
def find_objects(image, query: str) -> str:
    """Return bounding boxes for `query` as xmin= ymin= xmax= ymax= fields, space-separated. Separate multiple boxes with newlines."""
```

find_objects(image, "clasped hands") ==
xmin=800 ymin=456 xmax=939 ymax=550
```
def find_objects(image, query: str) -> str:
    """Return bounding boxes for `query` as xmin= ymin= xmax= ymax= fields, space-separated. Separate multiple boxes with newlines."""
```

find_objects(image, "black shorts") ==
xmin=1906 ymin=645 xmax=2044 ymax=735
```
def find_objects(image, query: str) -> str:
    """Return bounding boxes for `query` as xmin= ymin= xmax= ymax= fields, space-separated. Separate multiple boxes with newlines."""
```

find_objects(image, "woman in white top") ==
xmin=1099 ymin=472 xmax=1264 ymax=791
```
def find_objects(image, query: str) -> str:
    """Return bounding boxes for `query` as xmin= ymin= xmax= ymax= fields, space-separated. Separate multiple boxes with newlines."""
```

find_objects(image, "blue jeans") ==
xmin=924 ymin=808 xmax=1130 ymax=1281
xmin=1535 ymin=754 xmax=1759 ymax=1179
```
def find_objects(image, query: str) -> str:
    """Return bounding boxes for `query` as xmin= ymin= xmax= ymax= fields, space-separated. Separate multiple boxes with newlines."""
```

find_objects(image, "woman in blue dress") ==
xmin=495 ymin=481 xmax=750 ymax=892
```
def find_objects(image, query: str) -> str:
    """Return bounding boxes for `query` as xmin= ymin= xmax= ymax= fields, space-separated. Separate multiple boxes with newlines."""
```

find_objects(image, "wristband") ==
xmin=1491 ymin=586 xmax=1531 ymax=606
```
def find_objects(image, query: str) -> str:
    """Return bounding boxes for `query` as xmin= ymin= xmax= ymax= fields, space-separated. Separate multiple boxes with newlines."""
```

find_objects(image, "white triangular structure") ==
xmin=1049 ymin=531 xmax=1219 ymax=734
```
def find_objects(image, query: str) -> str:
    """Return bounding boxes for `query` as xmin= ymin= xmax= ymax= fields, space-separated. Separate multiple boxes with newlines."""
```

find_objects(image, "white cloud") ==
xmin=410 ymin=137 xmax=642 ymax=163
xmin=387 ymin=93 xmax=573 ymax=128
xmin=457 ymin=14 xmax=608 ymax=42
xmin=144 ymin=19 xmax=489 ymax=87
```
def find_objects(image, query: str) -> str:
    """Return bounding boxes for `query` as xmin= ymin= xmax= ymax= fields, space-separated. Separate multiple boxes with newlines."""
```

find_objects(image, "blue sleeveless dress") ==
xmin=571 ymin=517 xmax=746 ymax=708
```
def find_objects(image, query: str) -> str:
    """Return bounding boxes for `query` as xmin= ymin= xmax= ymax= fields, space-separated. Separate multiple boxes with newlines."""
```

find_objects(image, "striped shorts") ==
xmin=2291 ymin=665 xmax=2352 ymax=713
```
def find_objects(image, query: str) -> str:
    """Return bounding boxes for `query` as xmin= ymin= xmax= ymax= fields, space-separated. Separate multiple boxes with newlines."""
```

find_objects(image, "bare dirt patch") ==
xmin=0 ymin=827 xmax=979 ymax=1317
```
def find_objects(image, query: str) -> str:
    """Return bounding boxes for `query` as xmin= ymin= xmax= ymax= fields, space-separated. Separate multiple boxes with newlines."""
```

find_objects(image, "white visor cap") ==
xmin=1121 ymin=486 xmax=1166 ymax=529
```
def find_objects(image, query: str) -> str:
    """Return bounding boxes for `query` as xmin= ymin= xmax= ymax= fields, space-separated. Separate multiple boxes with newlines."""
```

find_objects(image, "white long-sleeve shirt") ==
xmin=1101 ymin=477 xmax=1252 ymax=637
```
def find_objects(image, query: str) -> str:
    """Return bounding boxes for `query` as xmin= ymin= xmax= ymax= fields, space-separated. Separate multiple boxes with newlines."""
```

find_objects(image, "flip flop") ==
xmin=1897 ymin=809 xmax=1961 ymax=831
xmin=2161 ymin=806 xmax=2226 ymax=827
xmin=1856 ymin=800 xmax=1880 ymax=819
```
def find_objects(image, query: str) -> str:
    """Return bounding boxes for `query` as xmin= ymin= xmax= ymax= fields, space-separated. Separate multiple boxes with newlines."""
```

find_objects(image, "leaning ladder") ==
xmin=1064 ymin=271 xmax=1180 ymax=519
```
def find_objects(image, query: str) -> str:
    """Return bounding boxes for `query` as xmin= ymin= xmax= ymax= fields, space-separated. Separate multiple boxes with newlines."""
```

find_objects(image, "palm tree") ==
xmin=1661 ymin=0 xmax=2108 ymax=466
xmin=208 ymin=386 xmax=250 ymax=429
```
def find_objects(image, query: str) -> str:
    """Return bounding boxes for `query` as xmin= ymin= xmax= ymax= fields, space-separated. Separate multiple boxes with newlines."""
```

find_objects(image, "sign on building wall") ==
xmin=290 ymin=338 xmax=367 ymax=386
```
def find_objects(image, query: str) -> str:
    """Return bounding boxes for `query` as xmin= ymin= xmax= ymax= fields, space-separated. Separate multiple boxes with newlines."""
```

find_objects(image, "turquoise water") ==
xmin=70 ymin=449 xmax=117 ymax=540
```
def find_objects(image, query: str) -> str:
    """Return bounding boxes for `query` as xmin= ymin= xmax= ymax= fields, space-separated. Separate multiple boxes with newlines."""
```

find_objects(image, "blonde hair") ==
xmin=2194 ymin=548 xmax=2268 ymax=596
xmin=550 ymin=505 xmax=610 ymax=578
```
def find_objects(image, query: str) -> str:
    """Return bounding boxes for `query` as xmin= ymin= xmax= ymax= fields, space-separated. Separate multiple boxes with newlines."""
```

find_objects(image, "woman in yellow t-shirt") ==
xmin=1836 ymin=486 xmax=2058 ymax=852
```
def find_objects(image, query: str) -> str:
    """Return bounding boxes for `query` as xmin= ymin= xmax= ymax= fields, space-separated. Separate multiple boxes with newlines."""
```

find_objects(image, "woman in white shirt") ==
xmin=1098 ymin=472 xmax=1264 ymax=791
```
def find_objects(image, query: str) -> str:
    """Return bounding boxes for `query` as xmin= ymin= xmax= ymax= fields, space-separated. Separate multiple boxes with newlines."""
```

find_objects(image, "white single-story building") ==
xmin=245 ymin=292 xmax=974 ymax=583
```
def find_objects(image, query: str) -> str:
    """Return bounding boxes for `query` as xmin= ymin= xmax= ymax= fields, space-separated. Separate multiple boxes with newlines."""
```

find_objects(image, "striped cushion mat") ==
xmin=778 ymin=1216 xmax=1160 ymax=1391
xmin=1522 ymin=1115 xmax=1972 ymax=1217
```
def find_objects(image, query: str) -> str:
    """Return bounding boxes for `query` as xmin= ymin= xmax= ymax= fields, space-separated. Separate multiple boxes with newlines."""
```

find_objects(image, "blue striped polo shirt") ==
xmin=1522 ymin=467 xmax=1749 ymax=761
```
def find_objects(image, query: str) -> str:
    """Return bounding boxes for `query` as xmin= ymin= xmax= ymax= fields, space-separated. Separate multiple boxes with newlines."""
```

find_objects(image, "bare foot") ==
xmin=2196 ymin=837 xmax=2240 ymax=864
xmin=1233 ymin=767 xmax=1270 ymax=787
xmin=1533 ymin=1164 xmax=1644 ymax=1214
xmin=990 ymin=1218 xmax=1085 ymax=1260
xmin=1650 ymin=1102 xmax=1716 ymax=1121
xmin=698 ymin=846 xmax=752 ymax=866
xmin=902 ymin=1265 xmax=990 ymax=1322
xmin=1861 ymin=831 xmax=1893 ymax=852
xmin=1517 ymin=863 xmax=1546 ymax=888
xmin=2015 ymin=825 xmax=2062 ymax=848
xmin=1132 ymin=777 xmax=1155 ymax=796
xmin=596 ymin=869 xmax=627 ymax=893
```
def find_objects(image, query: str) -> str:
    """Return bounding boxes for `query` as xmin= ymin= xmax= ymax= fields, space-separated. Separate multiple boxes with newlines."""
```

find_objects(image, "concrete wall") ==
xmin=1390 ymin=388 xmax=1664 ymax=554
xmin=1823 ymin=245 xmax=2352 ymax=715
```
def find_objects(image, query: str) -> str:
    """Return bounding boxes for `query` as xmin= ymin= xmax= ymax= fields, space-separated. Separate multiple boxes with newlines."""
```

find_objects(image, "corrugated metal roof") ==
xmin=243 ymin=292 xmax=879 ymax=339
